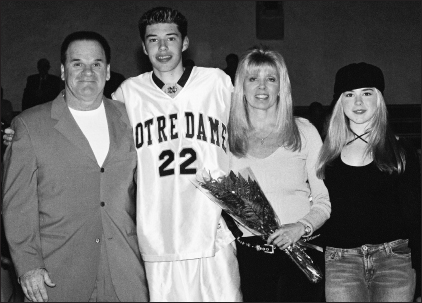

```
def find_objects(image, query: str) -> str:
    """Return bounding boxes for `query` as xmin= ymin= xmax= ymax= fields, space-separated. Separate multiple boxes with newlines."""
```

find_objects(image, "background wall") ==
xmin=1 ymin=1 xmax=420 ymax=111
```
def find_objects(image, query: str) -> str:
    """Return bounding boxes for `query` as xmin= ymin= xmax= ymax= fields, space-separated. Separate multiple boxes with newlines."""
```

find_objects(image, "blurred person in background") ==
xmin=223 ymin=53 xmax=239 ymax=85
xmin=21 ymin=58 xmax=62 ymax=111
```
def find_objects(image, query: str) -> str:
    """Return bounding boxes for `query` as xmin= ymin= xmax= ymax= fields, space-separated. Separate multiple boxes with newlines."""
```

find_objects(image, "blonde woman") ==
xmin=316 ymin=62 xmax=421 ymax=302
xmin=228 ymin=45 xmax=331 ymax=302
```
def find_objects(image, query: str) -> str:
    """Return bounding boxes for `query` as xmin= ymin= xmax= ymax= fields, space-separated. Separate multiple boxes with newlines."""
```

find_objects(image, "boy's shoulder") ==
xmin=190 ymin=67 xmax=232 ymax=87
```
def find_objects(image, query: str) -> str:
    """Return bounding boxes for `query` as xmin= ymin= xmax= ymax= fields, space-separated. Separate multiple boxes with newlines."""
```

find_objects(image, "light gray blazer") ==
xmin=2 ymin=93 xmax=149 ymax=302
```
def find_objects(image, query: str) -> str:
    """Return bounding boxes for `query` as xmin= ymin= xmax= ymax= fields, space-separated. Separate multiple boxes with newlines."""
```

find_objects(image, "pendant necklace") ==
xmin=166 ymin=84 xmax=178 ymax=95
xmin=256 ymin=126 xmax=275 ymax=145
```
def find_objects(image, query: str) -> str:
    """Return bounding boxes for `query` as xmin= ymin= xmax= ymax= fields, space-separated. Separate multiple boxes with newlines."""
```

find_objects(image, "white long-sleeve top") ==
xmin=229 ymin=118 xmax=331 ymax=237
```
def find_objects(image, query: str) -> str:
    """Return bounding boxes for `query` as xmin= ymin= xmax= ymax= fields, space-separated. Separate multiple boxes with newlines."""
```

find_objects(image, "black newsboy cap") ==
xmin=332 ymin=62 xmax=385 ymax=103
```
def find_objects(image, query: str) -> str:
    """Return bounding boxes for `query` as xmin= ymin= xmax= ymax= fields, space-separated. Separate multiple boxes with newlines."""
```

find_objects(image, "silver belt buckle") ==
xmin=257 ymin=244 xmax=275 ymax=254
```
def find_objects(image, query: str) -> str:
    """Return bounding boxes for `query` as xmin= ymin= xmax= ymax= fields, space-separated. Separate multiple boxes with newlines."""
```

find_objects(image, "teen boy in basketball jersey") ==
xmin=112 ymin=7 xmax=241 ymax=302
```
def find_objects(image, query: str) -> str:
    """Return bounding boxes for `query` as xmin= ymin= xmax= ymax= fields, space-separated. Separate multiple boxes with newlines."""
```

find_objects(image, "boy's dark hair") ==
xmin=61 ymin=31 xmax=111 ymax=65
xmin=138 ymin=7 xmax=188 ymax=42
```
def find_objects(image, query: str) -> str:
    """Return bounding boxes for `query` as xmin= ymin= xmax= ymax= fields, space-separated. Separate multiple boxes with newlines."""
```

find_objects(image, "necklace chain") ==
xmin=255 ymin=126 xmax=275 ymax=145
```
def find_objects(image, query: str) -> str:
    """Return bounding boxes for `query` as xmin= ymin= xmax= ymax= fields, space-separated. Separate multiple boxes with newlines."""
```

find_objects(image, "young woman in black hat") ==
xmin=316 ymin=62 xmax=420 ymax=302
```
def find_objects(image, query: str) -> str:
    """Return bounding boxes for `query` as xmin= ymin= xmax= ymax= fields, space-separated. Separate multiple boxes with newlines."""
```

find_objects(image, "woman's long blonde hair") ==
xmin=316 ymin=88 xmax=406 ymax=178
xmin=228 ymin=45 xmax=301 ymax=157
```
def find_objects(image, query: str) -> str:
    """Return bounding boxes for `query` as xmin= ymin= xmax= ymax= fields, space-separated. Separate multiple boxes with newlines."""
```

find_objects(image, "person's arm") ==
xmin=268 ymin=121 xmax=331 ymax=249
xmin=2 ymin=116 xmax=55 ymax=302
xmin=300 ymin=121 xmax=331 ymax=232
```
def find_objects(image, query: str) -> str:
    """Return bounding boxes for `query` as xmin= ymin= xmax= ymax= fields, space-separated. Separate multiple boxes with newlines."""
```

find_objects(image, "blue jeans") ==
xmin=325 ymin=239 xmax=415 ymax=302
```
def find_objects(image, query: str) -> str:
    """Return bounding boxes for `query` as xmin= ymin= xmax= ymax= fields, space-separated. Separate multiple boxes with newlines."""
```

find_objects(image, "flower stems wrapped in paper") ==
xmin=191 ymin=167 xmax=323 ymax=283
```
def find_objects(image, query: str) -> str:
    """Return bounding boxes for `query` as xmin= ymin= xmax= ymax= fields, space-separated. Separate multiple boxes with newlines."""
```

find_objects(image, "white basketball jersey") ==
xmin=113 ymin=67 xmax=234 ymax=261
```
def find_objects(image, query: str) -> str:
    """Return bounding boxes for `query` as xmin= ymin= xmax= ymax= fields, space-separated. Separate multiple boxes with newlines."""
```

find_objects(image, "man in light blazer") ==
xmin=2 ymin=31 xmax=149 ymax=302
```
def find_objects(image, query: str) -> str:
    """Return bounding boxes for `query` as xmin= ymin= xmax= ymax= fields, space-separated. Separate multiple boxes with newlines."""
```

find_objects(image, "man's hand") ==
xmin=20 ymin=268 xmax=55 ymax=302
xmin=2 ymin=127 xmax=14 ymax=146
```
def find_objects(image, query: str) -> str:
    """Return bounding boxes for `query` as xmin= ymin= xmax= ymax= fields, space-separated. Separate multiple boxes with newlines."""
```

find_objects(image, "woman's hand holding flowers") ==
xmin=194 ymin=168 xmax=323 ymax=283
xmin=267 ymin=223 xmax=305 ymax=250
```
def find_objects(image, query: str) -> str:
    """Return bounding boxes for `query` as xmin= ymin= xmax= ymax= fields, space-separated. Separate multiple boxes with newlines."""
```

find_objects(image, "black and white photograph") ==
xmin=1 ymin=1 xmax=420 ymax=302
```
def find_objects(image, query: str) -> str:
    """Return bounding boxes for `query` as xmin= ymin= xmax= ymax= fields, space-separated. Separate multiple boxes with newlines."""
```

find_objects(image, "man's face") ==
xmin=61 ymin=40 xmax=110 ymax=101
xmin=142 ymin=23 xmax=189 ymax=74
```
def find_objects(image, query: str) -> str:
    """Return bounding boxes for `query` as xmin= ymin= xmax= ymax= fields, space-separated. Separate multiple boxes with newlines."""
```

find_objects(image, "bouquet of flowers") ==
xmin=192 ymin=167 xmax=323 ymax=283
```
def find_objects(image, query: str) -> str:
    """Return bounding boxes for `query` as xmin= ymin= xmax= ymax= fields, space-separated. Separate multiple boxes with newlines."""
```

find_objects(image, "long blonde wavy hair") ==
xmin=316 ymin=88 xmax=406 ymax=178
xmin=228 ymin=45 xmax=301 ymax=157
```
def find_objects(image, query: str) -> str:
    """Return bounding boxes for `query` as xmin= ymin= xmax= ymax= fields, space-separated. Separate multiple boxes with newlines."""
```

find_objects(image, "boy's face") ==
xmin=142 ymin=23 xmax=189 ymax=74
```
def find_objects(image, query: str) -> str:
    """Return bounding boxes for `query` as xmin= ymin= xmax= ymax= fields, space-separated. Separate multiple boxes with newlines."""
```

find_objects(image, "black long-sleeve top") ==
xmin=319 ymin=138 xmax=421 ymax=298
